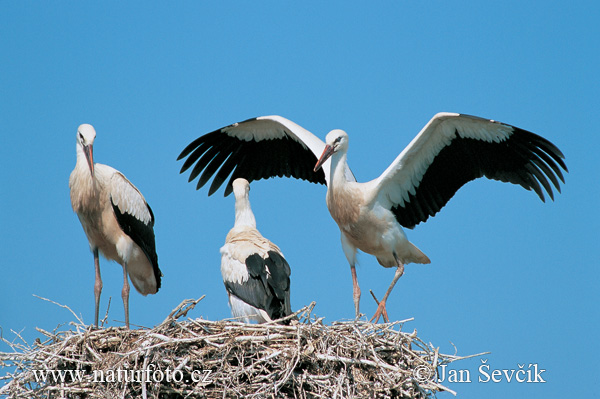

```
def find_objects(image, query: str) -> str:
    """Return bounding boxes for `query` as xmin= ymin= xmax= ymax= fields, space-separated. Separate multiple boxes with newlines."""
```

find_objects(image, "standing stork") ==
xmin=69 ymin=124 xmax=162 ymax=328
xmin=178 ymin=113 xmax=567 ymax=322
xmin=220 ymin=178 xmax=292 ymax=323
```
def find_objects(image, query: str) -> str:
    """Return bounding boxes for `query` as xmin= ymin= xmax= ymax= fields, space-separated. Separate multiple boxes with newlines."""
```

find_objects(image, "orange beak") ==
xmin=314 ymin=144 xmax=334 ymax=172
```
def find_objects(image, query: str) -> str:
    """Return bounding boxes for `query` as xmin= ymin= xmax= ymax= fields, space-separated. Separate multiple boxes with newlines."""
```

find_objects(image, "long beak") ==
xmin=83 ymin=144 xmax=94 ymax=177
xmin=314 ymin=144 xmax=334 ymax=172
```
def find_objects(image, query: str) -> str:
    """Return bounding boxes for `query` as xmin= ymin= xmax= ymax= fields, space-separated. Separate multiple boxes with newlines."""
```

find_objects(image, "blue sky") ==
xmin=1 ymin=2 xmax=598 ymax=398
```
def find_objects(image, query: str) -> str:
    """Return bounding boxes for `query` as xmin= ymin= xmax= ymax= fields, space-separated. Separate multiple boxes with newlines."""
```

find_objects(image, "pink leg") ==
xmin=93 ymin=248 xmax=102 ymax=327
xmin=370 ymin=263 xmax=404 ymax=323
xmin=121 ymin=263 xmax=130 ymax=329
xmin=351 ymin=264 xmax=361 ymax=318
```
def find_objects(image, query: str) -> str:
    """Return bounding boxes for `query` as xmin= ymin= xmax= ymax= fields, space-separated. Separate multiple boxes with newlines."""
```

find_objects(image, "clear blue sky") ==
xmin=1 ymin=2 xmax=598 ymax=398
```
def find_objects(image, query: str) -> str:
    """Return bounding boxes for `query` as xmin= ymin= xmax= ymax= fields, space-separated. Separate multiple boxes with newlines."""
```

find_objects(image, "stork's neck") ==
xmin=75 ymin=143 xmax=96 ymax=177
xmin=328 ymin=151 xmax=349 ymax=190
xmin=234 ymin=196 xmax=257 ymax=229
xmin=73 ymin=143 xmax=95 ymax=184
xmin=70 ymin=145 xmax=99 ymax=212
xmin=76 ymin=143 xmax=88 ymax=166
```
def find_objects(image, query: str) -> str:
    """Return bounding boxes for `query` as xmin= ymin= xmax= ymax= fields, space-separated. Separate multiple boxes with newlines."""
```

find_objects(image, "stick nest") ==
xmin=1 ymin=298 xmax=479 ymax=398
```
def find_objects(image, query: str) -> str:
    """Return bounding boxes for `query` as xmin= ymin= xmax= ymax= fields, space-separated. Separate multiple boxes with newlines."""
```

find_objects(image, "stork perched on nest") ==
xmin=179 ymin=113 xmax=567 ymax=322
xmin=69 ymin=124 xmax=162 ymax=328
xmin=220 ymin=178 xmax=292 ymax=323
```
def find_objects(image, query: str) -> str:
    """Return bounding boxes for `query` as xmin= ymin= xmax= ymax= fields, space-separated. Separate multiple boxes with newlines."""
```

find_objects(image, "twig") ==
xmin=369 ymin=289 xmax=381 ymax=305
xmin=0 ymin=298 xmax=482 ymax=399
xmin=33 ymin=295 xmax=85 ymax=325
xmin=101 ymin=296 xmax=112 ymax=327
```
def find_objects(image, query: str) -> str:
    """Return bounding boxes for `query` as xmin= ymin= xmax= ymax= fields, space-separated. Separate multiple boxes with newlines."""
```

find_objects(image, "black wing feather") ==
xmin=178 ymin=119 xmax=326 ymax=196
xmin=224 ymin=251 xmax=292 ymax=321
xmin=209 ymin=146 xmax=243 ymax=195
xmin=110 ymin=198 xmax=162 ymax=291
xmin=393 ymin=128 xmax=567 ymax=229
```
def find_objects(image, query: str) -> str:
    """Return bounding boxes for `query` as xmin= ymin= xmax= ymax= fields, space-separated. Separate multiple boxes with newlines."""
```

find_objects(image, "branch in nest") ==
xmin=0 ymin=298 xmax=484 ymax=399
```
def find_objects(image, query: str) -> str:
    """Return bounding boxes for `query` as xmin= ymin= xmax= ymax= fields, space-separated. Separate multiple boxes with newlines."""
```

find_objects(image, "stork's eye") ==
xmin=334 ymin=137 xmax=342 ymax=144
xmin=78 ymin=132 xmax=84 ymax=141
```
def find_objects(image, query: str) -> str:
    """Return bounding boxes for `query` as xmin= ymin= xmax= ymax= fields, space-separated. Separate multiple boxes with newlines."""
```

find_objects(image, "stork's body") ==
xmin=179 ymin=113 xmax=567 ymax=322
xmin=315 ymin=129 xmax=430 ymax=321
xmin=220 ymin=178 xmax=292 ymax=323
xmin=324 ymin=144 xmax=429 ymax=268
xmin=70 ymin=124 xmax=161 ymax=328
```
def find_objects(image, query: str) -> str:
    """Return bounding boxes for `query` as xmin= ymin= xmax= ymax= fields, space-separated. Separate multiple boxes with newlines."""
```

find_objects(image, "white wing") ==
xmin=109 ymin=171 xmax=153 ymax=226
xmin=106 ymin=168 xmax=161 ymax=290
xmin=178 ymin=115 xmax=355 ymax=196
xmin=368 ymin=113 xmax=567 ymax=229
xmin=221 ymin=230 xmax=292 ymax=322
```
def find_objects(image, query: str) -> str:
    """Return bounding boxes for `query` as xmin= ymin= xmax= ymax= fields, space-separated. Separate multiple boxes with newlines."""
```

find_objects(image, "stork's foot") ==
xmin=369 ymin=291 xmax=390 ymax=323
xmin=370 ymin=300 xmax=389 ymax=323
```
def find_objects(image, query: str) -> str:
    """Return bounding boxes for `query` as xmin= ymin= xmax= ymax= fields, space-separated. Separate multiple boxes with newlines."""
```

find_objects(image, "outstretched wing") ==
xmin=369 ymin=113 xmax=567 ymax=229
xmin=178 ymin=115 xmax=355 ymax=196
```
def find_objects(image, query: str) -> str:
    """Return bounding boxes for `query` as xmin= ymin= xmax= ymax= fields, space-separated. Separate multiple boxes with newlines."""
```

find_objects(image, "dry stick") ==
xmin=165 ymin=296 xmax=205 ymax=323
xmin=33 ymin=294 xmax=85 ymax=325
xmin=369 ymin=289 xmax=381 ymax=305
xmin=100 ymin=296 xmax=112 ymax=327
xmin=1 ymin=298 xmax=482 ymax=399
xmin=141 ymin=349 xmax=150 ymax=399
xmin=264 ymin=302 xmax=317 ymax=325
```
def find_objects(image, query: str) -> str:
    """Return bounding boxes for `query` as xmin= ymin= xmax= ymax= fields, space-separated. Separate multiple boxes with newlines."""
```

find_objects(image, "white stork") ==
xmin=220 ymin=178 xmax=292 ymax=323
xmin=178 ymin=113 xmax=567 ymax=322
xmin=69 ymin=124 xmax=162 ymax=328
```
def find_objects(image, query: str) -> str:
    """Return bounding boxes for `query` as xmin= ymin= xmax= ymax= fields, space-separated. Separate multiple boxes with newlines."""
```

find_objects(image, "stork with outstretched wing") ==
xmin=179 ymin=113 xmax=567 ymax=322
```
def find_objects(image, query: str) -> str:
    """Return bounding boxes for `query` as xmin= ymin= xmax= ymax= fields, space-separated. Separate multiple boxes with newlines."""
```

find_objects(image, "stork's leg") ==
xmin=370 ymin=263 xmax=404 ymax=323
xmin=121 ymin=262 xmax=130 ymax=329
xmin=351 ymin=264 xmax=361 ymax=318
xmin=93 ymin=248 xmax=102 ymax=327
xmin=341 ymin=234 xmax=361 ymax=318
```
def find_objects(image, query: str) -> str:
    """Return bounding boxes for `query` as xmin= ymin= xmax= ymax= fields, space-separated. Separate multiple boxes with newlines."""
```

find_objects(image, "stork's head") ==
xmin=77 ymin=124 xmax=96 ymax=177
xmin=232 ymin=177 xmax=250 ymax=200
xmin=232 ymin=177 xmax=257 ymax=228
xmin=314 ymin=129 xmax=348 ymax=172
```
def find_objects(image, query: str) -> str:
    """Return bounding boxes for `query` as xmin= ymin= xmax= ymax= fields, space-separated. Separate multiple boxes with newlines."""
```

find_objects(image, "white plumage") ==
xmin=220 ymin=178 xmax=292 ymax=323
xmin=180 ymin=113 xmax=567 ymax=322
xmin=69 ymin=124 xmax=161 ymax=328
